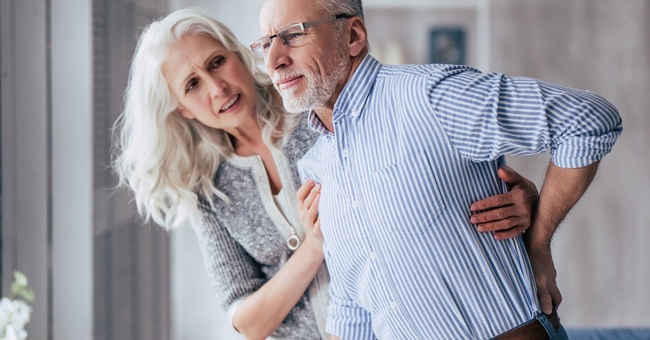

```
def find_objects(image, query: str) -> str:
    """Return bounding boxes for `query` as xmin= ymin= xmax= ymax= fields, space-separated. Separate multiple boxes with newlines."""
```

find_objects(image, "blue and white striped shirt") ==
xmin=297 ymin=55 xmax=622 ymax=339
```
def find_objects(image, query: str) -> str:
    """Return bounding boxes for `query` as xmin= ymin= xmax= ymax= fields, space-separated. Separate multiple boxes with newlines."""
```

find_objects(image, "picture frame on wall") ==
xmin=429 ymin=27 xmax=466 ymax=65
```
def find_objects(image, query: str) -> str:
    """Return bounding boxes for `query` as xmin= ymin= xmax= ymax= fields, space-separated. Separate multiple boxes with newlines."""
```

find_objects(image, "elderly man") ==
xmin=252 ymin=0 xmax=622 ymax=339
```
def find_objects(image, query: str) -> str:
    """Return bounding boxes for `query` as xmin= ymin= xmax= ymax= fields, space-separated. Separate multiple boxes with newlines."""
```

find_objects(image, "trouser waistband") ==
xmin=492 ymin=311 xmax=560 ymax=340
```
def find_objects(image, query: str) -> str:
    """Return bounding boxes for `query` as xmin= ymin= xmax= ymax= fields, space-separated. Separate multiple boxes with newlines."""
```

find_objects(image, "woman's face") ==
xmin=162 ymin=33 xmax=257 ymax=132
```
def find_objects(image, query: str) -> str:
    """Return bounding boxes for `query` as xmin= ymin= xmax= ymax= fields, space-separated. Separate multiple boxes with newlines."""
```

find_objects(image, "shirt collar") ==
xmin=306 ymin=54 xmax=382 ymax=135
xmin=306 ymin=110 xmax=334 ymax=136
xmin=332 ymin=54 xmax=382 ymax=123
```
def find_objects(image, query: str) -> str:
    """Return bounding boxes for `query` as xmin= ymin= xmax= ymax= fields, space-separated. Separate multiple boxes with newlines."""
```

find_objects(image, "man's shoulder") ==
xmin=378 ymin=63 xmax=477 ymax=81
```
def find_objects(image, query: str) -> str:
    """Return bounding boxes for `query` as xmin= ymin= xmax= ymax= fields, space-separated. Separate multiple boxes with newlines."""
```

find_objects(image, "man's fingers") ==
xmin=476 ymin=215 xmax=529 ymax=231
xmin=493 ymin=225 xmax=527 ymax=240
xmin=470 ymin=193 xmax=513 ymax=212
xmin=538 ymin=291 xmax=554 ymax=315
xmin=550 ymin=283 xmax=563 ymax=311
xmin=471 ymin=206 xmax=520 ymax=224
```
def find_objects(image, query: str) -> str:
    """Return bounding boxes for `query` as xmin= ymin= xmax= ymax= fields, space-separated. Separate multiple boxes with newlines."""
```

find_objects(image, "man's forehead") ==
xmin=259 ymin=0 xmax=324 ymax=34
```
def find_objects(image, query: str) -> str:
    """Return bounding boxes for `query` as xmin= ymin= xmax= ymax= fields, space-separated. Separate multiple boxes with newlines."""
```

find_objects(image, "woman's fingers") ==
xmin=298 ymin=179 xmax=321 ymax=231
xmin=296 ymin=178 xmax=316 ymax=205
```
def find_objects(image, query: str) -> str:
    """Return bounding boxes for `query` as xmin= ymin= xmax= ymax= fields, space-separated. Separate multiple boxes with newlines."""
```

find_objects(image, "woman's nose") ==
xmin=206 ymin=75 xmax=227 ymax=97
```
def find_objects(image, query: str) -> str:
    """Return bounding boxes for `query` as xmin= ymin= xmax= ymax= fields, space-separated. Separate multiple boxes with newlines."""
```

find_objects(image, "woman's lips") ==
xmin=219 ymin=94 xmax=240 ymax=113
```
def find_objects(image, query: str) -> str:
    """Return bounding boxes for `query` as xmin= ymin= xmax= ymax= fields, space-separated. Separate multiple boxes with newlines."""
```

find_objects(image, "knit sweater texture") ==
xmin=193 ymin=121 xmax=329 ymax=339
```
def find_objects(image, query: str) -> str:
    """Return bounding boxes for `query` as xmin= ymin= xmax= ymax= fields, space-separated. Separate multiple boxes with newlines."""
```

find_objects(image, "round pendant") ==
xmin=287 ymin=235 xmax=301 ymax=250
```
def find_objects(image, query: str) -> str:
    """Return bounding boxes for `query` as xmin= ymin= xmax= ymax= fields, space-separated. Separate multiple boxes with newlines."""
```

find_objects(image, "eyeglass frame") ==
xmin=250 ymin=13 xmax=353 ymax=57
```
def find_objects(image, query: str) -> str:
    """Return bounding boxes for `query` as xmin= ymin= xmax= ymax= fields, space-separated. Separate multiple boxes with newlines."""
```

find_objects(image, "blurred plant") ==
xmin=0 ymin=271 xmax=34 ymax=340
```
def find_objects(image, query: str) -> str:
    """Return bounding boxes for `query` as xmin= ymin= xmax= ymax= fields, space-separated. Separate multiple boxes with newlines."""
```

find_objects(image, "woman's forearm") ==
xmin=232 ymin=239 xmax=324 ymax=339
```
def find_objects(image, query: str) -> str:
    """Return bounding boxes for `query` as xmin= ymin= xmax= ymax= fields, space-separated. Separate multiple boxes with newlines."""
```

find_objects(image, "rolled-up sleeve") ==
xmin=427 ymin=66 xmax=623 ymax=167
xmin=539 ymin=81 xmax=622 ymax=167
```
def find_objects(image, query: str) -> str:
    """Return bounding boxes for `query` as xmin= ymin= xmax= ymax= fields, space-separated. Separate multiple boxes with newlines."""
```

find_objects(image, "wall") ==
xmin=169 ymin=0 xmax=264 ymax=49
xmin=1 ymin=1 xmax=52 ymax=339
xmin=92 ymin=1 xmax=172 ymax=339
xmin=2 ymin=1 xmax=173 ymax=339
xmin=1 ymin=0 xmax=94 ymax=339
xmin=490 ymin=0 xmax=650 ymax=327
xmin=171 ymin=226 xmax=243 ymax=340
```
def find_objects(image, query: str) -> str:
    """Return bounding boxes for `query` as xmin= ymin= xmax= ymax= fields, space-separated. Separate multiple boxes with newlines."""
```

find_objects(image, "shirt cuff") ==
xmin=551 ymin=132 xmax=620 ymax=168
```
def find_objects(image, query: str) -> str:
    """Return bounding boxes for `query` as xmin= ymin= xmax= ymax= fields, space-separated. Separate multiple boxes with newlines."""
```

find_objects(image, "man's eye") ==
xmin=283 ymin=32 xmax=305 ymax=44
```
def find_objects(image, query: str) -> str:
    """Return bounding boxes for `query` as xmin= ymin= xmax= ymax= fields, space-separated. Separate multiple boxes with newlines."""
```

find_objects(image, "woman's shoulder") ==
xmin=284 ymin=117 xmax=320 ymax=155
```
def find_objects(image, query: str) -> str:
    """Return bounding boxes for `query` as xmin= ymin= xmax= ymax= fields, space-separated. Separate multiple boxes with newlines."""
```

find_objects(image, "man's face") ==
xmin=259 ymin=0 xmax=350 ymax=113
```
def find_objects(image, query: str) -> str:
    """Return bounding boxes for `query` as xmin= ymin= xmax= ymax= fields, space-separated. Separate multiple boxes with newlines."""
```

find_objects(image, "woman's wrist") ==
xmin=300 ymin=237 xmax=324 ymax=261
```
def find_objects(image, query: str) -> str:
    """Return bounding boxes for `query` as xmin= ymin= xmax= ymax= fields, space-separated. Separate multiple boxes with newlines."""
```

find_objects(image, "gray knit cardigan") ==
xmin=192 ymin=121 xmax=330 ymax=339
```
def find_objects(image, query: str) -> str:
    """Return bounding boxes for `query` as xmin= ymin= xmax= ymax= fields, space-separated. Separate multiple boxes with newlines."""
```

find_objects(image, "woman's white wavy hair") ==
xmin=112 ymin=8 xmax=298 ymax=229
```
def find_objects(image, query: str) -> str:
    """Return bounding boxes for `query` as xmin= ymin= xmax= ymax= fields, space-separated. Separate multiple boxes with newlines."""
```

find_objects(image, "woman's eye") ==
xmin=185 ymin=79 xmax=198 ymax=93
xmin=211 ymin=56 xmax=225 ymax=69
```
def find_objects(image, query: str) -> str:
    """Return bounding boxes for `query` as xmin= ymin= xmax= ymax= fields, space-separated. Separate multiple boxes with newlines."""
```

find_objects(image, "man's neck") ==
xmin=313 ymin=108 xmax=335 ymax=132
xmin=312 ymin=51 xmax=369 ymax=134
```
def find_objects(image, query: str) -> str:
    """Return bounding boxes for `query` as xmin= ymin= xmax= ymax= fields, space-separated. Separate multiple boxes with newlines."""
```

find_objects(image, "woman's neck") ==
xmin=228 ymin=119 xmax=268 ymax=157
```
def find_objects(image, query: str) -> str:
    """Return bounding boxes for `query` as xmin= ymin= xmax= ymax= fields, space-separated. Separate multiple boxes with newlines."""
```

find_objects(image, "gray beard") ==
xmin=278 ymin=49 xmax=349 ymax=113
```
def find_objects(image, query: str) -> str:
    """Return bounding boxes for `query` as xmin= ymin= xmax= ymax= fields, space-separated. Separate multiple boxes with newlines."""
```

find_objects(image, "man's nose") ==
xmin=265 ymin=37 xmax=291 ymax=71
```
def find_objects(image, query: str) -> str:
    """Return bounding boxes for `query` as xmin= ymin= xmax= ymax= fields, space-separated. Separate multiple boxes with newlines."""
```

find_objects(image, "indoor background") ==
xmin=1 ymin=0 xmax=648 ymax=339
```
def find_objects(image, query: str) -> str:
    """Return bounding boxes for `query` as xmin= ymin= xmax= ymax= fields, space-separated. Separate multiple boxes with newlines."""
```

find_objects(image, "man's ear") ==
xmin=177 ymin=105 xmax=195 ymax=120
xmin=346 ymin=17 xmax=368 ymax=57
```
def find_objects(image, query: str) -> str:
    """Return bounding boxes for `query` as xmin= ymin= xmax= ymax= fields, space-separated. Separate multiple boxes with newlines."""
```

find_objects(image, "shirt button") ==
xmin=351 ymin=110 xmax=358 ymax=117
xmin=352 ymin=200 xmax=360 ymax=209
xmin=341 ymin=148 xmax=349 ymax=157
xmin=390 ymin=301 xmax=398 ymax=310
xmin=369 ymin=251 xmax=378 ymax=260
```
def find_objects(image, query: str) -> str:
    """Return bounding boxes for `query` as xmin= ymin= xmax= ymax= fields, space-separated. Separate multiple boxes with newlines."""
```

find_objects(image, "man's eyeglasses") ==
xmin=250 ymin=13 xmax=352 ymax=58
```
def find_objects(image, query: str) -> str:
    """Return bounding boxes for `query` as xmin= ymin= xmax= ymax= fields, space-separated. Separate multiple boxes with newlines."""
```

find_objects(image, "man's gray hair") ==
xmin=316 ymin=0 xmax=364 ymax=33
xmin=316 ymin=0 xmax=364 ymax=18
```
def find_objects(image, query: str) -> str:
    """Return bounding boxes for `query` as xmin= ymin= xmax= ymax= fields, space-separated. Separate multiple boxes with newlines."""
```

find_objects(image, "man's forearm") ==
xmin=525 ymin=161 xmax=600 ymax=248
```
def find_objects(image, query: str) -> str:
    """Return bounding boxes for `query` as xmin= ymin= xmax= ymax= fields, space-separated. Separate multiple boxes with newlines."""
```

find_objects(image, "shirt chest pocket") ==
xmin=371 ymin=151 xmax=446 ymax=235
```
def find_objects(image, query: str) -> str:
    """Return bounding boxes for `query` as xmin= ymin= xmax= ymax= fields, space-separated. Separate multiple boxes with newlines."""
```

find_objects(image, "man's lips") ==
xmin=276 ymin=75 xmax=304 ymax=89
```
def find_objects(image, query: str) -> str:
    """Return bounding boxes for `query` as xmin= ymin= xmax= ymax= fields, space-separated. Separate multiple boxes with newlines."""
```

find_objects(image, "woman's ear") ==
xmin=177 ymin=105 xmax=195 ymax=120
xmin=346 ymin=17 xmax=368 ymax=57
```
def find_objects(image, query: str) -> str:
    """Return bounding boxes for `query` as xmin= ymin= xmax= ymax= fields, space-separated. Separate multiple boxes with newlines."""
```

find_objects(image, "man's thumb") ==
xmin=498 ymin=166 xmax=521 ymax=185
